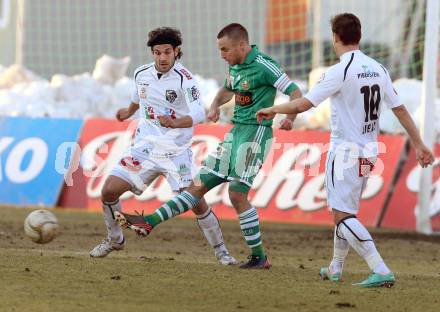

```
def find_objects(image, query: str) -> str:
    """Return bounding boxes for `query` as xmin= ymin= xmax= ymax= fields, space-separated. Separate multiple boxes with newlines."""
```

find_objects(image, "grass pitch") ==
xmin=1 ymin=206 xmax=439 ymax=312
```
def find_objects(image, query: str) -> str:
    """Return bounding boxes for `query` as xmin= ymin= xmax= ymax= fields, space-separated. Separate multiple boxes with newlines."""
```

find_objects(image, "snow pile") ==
xmin=0 ymin=57 xmax=219 ymax=119
xmin=0 ymin=59 xmax=439 ymax=138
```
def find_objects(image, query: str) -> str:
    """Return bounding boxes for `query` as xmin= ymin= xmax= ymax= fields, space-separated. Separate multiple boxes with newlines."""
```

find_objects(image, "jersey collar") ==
xmin=339 ymin=49 xmax=361 ymax=61
xmin=243 ymin=45 xmax=259 ymax=65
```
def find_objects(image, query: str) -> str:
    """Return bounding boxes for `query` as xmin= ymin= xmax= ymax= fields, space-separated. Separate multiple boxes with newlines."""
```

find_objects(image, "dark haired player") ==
xmin=90 ymin=27 xmax=236 ymax=266
xmin=116 ymin=23 xmax=302 ymax=269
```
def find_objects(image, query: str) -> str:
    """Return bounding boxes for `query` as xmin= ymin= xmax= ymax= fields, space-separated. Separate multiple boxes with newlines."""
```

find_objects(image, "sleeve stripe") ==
xmin=134 ymin=65 xmax=152 ymax=81
xmin=343 ymin=53 xmax=354 ymax=81
xmin=274 ymin=74 xmax=293 ymax=92
xmin=257 ymin=56 xmax=283 ymax=76
xmin=173 ymin=69 xmax=184 ymax=88
xmin=280 ymin=80 xmax=291 ymax=92
xmin=256 ymin=59 xmax=278 ymax=76
xmin=256 ymin=55 xmax=283 ymax=77
xmin=274 ymin=74 xmax=289 ymax=88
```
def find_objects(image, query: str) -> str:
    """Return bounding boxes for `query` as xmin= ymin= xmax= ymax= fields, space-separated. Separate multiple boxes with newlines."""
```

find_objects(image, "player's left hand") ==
xmin=415 ymin=144 xmax=435 ymax=168
xmin=279 ymin=118 xmax=294 ymax=130
xmin=158 ymin=115 xmax=176 ymax=128
xmin=256 ymin=108 xmax=276 ymax=123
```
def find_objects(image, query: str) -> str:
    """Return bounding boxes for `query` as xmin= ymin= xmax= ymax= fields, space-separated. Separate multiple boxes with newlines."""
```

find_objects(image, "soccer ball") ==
xmin=24 ymin=210 xmax=59 ymax=244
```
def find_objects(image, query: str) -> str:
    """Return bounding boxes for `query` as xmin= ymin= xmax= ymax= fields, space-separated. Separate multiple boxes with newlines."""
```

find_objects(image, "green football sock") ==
xmin=144 ymin=191 xmax=199 ymax=228
xmin=239 ymin=207 xmax=265 ymax=258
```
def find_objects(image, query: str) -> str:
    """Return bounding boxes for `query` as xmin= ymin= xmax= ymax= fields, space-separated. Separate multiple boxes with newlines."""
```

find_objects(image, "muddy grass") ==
xmin=1 ymin=207 xmax=439 ymax=312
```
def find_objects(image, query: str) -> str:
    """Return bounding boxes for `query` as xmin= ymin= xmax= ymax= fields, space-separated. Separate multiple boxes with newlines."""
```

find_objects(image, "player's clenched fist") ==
xmin=256 ymin=107 xmax=276 ymax=123
xmin=279 ymin=118 xmax=294 ymax=131
xmin=415 ymin=144 xmax=435 ymax=168
xmin=116 ymin=108 xmax=133 ymax=121
xmin=207 ymin=107 xmax=220 ymax=123
xmin=158 ymin=115 xmax=176 ymax=128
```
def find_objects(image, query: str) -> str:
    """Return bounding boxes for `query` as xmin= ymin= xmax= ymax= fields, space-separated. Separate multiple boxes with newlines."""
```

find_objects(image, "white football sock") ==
xmin=102 ymin=200 xmax=124 ymax=243
xmin=330 ymin=225 xmax=349 ymax=274
xmin=338 ymin=217 xmax=390 ymax=275
xmin=196 ymin=208 xmax=227 ymax=253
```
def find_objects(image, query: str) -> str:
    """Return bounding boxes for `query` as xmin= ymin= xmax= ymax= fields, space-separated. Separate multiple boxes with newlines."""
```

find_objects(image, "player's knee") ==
xmin=228 ymin=189 xmax=248 ymax=210
xmin=192 ymin=198 xmax=209 ymax=215
xmin=101 ymin=180 xmax=123 ymax=203
xmin=186 ymin=182 xmax=209 ymax=199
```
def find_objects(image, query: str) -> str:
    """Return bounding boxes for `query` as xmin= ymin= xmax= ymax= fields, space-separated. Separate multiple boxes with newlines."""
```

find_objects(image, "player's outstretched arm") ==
xmin=116 ymin=102 xmax=139 ymax=121
xmin=256 ymin=97 xmax=313 ymax=123
xmin=392 ymin=105 xmax=435 ymax=168
xmin=207 ymin=87 xmax=234 ymax=122
xmin=280 ymin=88 xmax=303 ymax=130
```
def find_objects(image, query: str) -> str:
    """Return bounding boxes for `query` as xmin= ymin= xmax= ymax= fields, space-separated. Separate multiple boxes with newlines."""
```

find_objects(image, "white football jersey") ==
xmin=305 ymin=50 xmax=401 ymax=157
xmin=131 ymin=62 xmax=205 ymax=157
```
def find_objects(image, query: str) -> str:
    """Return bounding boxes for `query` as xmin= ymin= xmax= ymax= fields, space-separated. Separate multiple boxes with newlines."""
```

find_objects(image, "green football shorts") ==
xmin=198 ymin=123 xmax=273 ymax=193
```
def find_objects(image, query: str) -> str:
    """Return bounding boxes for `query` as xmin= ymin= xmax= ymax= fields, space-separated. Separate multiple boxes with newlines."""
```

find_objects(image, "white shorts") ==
xmin=325 ymin=151 xmax=374 ymax=215
xmin=109 ymin=148 xmax=196 ymax=194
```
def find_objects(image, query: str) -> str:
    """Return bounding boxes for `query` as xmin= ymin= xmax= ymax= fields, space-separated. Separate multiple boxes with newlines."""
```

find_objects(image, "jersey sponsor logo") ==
xmin=187 ymin=86 xmax=200 ymax=102
xmin=358 ymin=65 xmax=380 ymax=79
xmin=179 ymin=68 xmax=192 ymax=80
xmin=166 ymin=90 xmax=178 ymax=103
xmin=235 ymin=91 xmax=253 ymax=106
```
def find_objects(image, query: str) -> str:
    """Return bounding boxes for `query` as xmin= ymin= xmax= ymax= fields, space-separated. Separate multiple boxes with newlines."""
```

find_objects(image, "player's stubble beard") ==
xmin=156 ymin=57 xmax=177 ymax=74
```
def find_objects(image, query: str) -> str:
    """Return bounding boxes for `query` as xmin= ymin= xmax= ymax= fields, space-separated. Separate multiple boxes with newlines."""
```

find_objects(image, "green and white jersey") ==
xmin=224 ymin=45 xmax=298 ymax=126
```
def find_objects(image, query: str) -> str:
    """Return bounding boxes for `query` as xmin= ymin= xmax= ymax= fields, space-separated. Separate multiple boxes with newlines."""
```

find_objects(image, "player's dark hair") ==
xmin=331 ymin=13 xmax=361 ymax=45
xmin=217 ymin=23 xmax=249 ymax=43
xmin=147 ymin=27 xmax=183 ymax=59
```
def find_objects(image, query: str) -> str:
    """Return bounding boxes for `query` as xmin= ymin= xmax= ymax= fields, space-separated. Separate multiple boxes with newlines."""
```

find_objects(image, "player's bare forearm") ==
xmin=211 ymin=87 xmax=234 ymax=109
xmin=273 ymin=97 xmax=314 ymax=115
xmin=286 ymin=88 xmax=303 ymax=121
xmin=128 ymin=102 xmax=139 ymax=114
xmin=172 ymin=116 xmax=194 ymax=128
xmin=392 ymin=105 xmax=424 ymax=148
xmin=116 ymin=102 xmax=139 ymax=121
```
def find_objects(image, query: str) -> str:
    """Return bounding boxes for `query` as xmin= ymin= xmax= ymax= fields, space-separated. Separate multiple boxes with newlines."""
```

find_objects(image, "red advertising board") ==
xmin=59 ymin=118 xmax=406 ymax=227
xmin=381 ymin=144 xmax=440 ymax=231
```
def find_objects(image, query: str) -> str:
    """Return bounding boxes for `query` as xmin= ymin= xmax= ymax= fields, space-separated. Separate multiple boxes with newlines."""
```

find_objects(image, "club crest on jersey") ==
xmin=179 ymin=68 xmax=192 ymax=80
xmin=241 ymin=79 xmax=250 ymax=90
xmin=166 ymin=90 xmax=178 ymax=103
xmin=187 ymin=86 xmax=200 ymax=102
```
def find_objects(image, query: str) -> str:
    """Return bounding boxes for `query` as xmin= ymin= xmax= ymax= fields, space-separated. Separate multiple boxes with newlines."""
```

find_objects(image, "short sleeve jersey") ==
xmin=224 ymin=45 xmax=298 ymax=126
xmin=304 ymin=50 xmax=401 ymax=157
xmin=131 ymin=62 xmax=204 ymax=156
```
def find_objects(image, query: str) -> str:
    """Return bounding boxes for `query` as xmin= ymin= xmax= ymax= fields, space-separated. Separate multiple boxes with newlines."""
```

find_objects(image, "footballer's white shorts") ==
xmin=109 ymin=148 xmax=196 ymax=194
xmin=325 ymin=151 xmax=375 ymax=215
